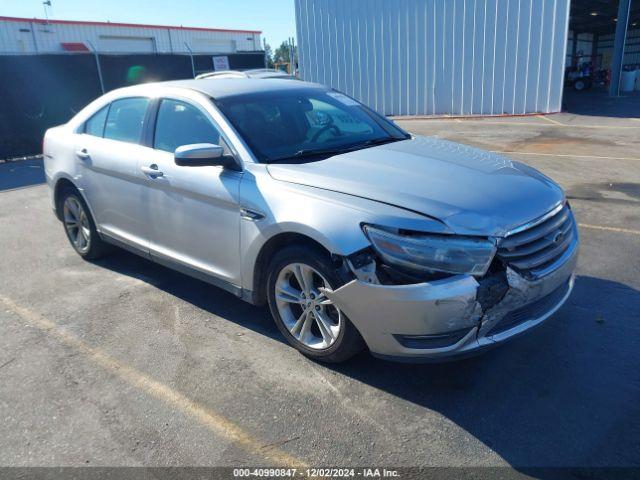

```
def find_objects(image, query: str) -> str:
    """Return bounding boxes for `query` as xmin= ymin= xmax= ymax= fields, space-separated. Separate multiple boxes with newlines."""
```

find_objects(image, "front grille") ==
xmin=488 ymin=279 xmax=571 ymax=335
xmin=497 ymin=204 xmax=576 ymax=278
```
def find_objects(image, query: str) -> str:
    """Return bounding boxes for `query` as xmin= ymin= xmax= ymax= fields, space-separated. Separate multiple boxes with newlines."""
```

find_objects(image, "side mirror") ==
xmin=174 ymin=143 xmax=240 ymax=170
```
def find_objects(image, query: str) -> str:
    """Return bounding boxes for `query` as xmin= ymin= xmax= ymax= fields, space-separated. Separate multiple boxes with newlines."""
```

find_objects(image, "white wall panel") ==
xmin=295 ymin=0 xmax=570 ymax=116
xmin=0 ymin=18 xmax=261 ymax=54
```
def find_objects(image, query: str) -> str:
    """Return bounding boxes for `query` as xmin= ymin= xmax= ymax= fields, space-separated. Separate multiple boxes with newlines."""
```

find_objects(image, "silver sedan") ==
xmin=43 ymin=78 xmax=578 ymax=363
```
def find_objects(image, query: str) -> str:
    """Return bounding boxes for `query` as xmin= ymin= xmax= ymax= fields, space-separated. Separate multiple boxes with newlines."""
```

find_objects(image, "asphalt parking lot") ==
xmin=1 ymin=109 xmax=639 ymax=473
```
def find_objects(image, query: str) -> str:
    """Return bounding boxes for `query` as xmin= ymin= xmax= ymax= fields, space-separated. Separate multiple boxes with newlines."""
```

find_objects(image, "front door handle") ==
xmin=140 ymin=164 xmax=164 ymax=177
xmin=75 ymin=148 xmax=90 ymax=160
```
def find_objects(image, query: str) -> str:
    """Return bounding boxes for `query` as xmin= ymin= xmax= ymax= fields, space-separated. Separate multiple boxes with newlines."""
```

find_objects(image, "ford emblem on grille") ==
xmin=553 ymin=231 xmax=563 ymax=244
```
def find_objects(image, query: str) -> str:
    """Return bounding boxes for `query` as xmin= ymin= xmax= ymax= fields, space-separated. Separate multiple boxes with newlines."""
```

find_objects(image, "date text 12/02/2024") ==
xmin=232 ymin=468 xmax=400 ymax=478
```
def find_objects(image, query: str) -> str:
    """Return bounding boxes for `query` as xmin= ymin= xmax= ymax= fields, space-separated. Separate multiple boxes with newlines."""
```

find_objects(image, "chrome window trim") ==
xmin=70 ymin=91 xmax=152 ymax=134
xmin=503 ymin=200 xmax=565 ymax=238
xmin=69 ymin=85 xmax=259 ymax=165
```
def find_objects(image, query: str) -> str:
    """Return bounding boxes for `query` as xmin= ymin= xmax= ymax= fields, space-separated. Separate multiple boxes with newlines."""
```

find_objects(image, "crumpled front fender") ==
xmin=322 ymin=240 xmax=578 ymax=360
xmin=323 ymin=275 xmax=483 ymax=356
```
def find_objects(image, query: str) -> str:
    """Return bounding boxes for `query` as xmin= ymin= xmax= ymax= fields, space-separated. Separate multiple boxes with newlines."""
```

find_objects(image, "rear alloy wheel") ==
xmin=267 ymin=246 xmax=364 ymax=363
xmin=59 ymin=189 xmax=111 ymax=260
xmin=63 ymin=196 xmax=92 ymax=255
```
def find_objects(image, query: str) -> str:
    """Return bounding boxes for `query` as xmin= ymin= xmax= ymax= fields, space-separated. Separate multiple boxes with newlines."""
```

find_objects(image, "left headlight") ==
xmin=363 ymin=225 xmax=496 ymax=276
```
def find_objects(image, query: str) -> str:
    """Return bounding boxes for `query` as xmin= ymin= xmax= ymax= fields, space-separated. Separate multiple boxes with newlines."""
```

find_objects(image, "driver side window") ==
xmin=153 ymin=99 xmax=231 ymax=154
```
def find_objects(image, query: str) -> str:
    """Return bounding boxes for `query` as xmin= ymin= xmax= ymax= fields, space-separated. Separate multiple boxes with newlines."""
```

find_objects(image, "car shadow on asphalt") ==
xmin=92 ymin=249 xmax=283 ymax=343
xmin=92 ymin=249 xmax=640 ymax=470
xmin=328 ymin=275 xmax=640 ymax=471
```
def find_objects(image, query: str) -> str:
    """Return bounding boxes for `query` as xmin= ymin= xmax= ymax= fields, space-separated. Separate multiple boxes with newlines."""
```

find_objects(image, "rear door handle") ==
xmin=75 ymin=148 xmax=90 ymax=160
xmin=140 ymin=164 xmax=164 ymax=177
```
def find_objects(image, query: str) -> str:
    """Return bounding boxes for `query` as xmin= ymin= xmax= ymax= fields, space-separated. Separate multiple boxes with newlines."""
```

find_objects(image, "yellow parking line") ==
xmin=578 ymin=223 xmax=640 ymax=236
xmin=493 ymin=150 xmax=640 ymax=162
xmin=0 ymin=294 xmax=307 ymax=469
xmin=537 ymin=115 xmax=565 ymax=126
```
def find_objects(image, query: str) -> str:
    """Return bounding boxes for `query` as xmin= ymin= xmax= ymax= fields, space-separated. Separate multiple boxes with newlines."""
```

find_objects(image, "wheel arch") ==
xmin=53 ymin=177 xmax=79 ymax=221
xmin=52 ymin=176 xmax=98 ymax=229
xmin=250 ymin=232 xmax=337 ymax=306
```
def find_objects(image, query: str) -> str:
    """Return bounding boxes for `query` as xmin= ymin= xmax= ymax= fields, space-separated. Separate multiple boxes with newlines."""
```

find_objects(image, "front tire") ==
xmin=266 ymin=246 xmax=364 ymax=363
xmin=59 ymin=188 xmax=111 ymax=260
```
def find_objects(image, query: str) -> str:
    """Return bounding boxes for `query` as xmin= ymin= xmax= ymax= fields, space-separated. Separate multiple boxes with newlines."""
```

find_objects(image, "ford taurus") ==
xmin=43 ymin=78 xmax=578 ymax=362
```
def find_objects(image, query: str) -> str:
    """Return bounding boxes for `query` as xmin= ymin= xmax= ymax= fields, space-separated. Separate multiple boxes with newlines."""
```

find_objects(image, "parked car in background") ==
xmin=43 ymin=78 xmax=578 ymax=363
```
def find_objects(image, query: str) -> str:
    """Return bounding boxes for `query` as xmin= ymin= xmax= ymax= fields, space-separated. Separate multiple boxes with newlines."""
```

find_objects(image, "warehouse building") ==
xmin=294 ymin=0 xmax=639 ymax=116
xmin=0 ymin=16 xmax=262 ymax=54
xmin=566 ymin=1 xmax=640 ymax=94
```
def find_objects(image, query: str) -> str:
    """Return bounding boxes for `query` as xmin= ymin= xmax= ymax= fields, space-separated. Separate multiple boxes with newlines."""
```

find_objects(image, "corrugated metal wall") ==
xmin=295 ymin=0 xmax=571 ymax=116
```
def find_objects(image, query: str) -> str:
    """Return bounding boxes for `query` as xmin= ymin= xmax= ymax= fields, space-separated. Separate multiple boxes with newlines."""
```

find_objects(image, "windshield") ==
xmin=214 ymin=88 xmax=409 ymax=163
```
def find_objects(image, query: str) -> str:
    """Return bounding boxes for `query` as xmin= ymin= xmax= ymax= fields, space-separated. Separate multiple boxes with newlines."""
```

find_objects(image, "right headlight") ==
xmin=363 ymin=225 xmax=496 ymax=276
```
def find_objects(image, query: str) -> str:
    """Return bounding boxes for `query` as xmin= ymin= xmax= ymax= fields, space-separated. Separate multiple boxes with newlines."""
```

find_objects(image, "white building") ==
xmin=0 ymin=16 xmax=262 ymax=54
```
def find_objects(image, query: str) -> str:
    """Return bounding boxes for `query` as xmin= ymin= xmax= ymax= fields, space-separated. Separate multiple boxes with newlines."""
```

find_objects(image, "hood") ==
xmin=267 ymin=135 xmax=564 ymax=237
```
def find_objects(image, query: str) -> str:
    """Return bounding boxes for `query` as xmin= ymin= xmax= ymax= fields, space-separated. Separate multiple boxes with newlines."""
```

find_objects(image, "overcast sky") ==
xmin=2 ymin=0 xmax=297 ymax=49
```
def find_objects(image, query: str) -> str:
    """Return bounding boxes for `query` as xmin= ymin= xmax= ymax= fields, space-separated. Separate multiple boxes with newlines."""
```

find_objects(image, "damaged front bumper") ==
xmin=324 ymin=239 xmax=578 ymax=362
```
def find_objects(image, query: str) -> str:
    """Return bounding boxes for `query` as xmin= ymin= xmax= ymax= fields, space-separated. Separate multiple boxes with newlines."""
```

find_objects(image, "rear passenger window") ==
xmin=154 ymin=99 xmax=226 ymax=153
xmin=103 ymin=97 xmax=149 ymax=144
xmin=84 ymin=105 xmax=109 ymax=137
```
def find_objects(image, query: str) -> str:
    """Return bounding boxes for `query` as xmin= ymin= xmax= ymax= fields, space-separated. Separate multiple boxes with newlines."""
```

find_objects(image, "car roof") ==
xmin=159 ymin=78 xmax=321 ymax=99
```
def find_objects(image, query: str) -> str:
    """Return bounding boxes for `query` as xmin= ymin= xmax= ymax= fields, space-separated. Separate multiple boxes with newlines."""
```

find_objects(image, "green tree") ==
xmin=273 ymin=41 xmax=297 ymax=66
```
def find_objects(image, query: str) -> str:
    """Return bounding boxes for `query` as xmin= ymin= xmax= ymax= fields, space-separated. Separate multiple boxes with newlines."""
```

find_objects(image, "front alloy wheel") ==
xmin=274 ymin=263 xmax=342 ymax=350
xmin=266 ymin=245 xmax=364 ymax=363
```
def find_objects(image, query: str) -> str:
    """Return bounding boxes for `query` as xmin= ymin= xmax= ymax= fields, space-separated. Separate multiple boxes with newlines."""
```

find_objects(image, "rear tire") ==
xmin=58 ymin=187 xmax=111 ymax=260
xmin=266 ymin=245 xmax=364 ymax=363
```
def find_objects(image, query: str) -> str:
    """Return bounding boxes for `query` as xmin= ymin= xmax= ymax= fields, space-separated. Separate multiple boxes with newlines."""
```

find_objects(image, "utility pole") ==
xmin=184 ymin=42 xmax=195 ymax=78
xmin=263 ymin=37 xmax=268 ymax=68
xmin=87 ymin=40 xmax=105 ymax=94
xmin=288 ymin=37 xmax=295 ymax=74
xmin=291 ymin=36 xmax=296 ymax=75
